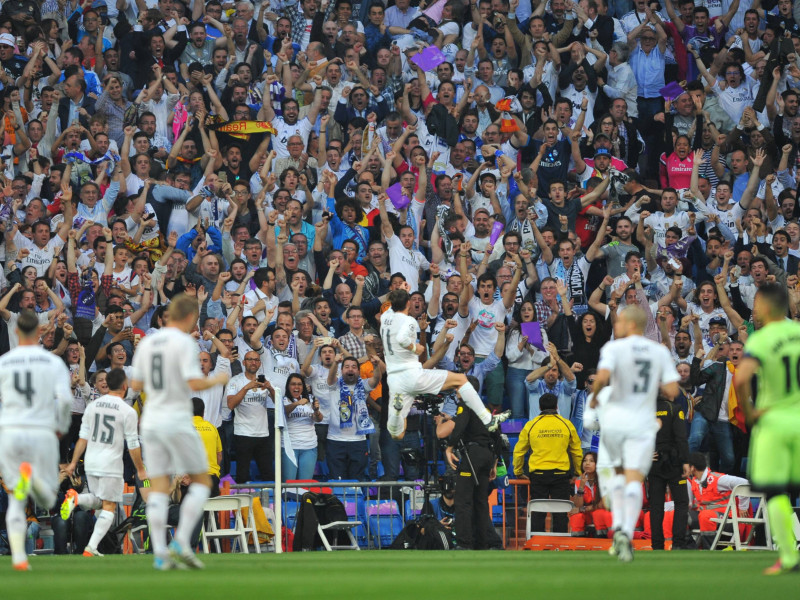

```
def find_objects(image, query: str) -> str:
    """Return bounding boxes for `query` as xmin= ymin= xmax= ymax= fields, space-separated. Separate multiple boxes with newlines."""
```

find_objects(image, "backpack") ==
xmin=391 ymin=517 xmax=453 ymax=550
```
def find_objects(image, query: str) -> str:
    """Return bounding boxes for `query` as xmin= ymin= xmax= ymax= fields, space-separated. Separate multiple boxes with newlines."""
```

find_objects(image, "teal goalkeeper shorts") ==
xmin=748 ymin=407 xmax=800 ymax=488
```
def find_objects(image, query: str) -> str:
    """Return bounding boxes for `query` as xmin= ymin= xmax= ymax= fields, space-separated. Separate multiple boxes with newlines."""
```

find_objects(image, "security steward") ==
xmin=513 ymin=393 xmax=582 ymax=533
xmin=649 ymin=394 xmax=690 ymax=550
xmin=444 ymin=376 xmax=499 ymax=550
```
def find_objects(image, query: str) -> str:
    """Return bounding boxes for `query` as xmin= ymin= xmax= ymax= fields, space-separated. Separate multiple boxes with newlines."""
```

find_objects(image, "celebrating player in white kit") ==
xmin=381 ymin=288 xmax=509 ymax=439
xmin=590 ymin=306 xmax=680 ymax=562
xmin=61 ymin=368 xmax=146 ymax=557
xmin=0 ymin=310 xmax=72 ymax=571
xmin=130 ymin=294 xmax=230 ymax=570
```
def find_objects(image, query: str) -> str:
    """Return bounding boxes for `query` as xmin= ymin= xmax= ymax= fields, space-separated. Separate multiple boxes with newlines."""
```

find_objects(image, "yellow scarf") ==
xmin=208 ymin=120 xmax=278 ymax=140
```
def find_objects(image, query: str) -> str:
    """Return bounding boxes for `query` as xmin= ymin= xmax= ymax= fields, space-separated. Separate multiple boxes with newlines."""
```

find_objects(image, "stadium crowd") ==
xmin=0 ymin=0 xmax=794 ymax=550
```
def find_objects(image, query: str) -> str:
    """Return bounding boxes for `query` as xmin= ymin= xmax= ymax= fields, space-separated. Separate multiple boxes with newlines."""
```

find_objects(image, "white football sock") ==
xmin=30 ymin=476 xmax=55 ymax=511
xmin=609 ymin=474 xmax=626 ymax=532
xmin=6 ymin=496 xmax=28 ymax=565
xmin=458 ymin=382 xmax=492 ymax=424
xmin=174 ymin=483 xmax=210 ymax=550
xmin=387 ymin=403 xmax=405 ymax=438
xmin=145 ymin=492 xmax=169 ymax=558
xmin=622 ymin=481 xmax=644 ymax=539
xmin=88 ymin=510 xmax=115 ymax=551
xmin=78 ymin=492 xmax=102 ymax=510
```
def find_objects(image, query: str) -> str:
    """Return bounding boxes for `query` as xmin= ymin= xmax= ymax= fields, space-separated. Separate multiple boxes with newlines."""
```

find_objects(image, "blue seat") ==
xmin=343 ymin=499 xmax=369 ymax=548
xmin=491 ymin=504 xmax=504 ymax=526
xmin=403 ymin=499 xmax=421 ymax=522
xmin=331 ymin=480 xmax=363 ymax=500
xmin=282 ymin=500 xmax=300 ymax=531
xmin=366 ymin=500 xmax=403 ymax=548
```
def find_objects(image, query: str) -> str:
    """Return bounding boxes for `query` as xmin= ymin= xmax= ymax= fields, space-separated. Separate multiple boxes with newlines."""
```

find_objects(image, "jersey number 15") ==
xmin=91 ymin=414 xmax=116 ymax=445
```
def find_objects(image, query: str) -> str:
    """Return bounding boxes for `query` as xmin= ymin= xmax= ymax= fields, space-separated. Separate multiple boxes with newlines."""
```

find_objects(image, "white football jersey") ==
xmin=271 ymin=116 xmax=313 ymax=158
xmin=260 ymin=350 xmax=299 ymax=407
xmin=597 ymin=335 xmax=679 ymax=433
xmin=79 ymin=394 xmax=140 ymax=477
xmin=131 ymin=327 xmax=204 ymax=430
xmin=14 ymin=231 xmax=64 ymax=276
xmin=0 ymin=345 xmax=72 ymax=433
xmin=225 ymin=373 xmax=270 ymax=437
xmin=380 ymin=309 xmax=422 ymax=375
xmin=306 ymin=363 xmax=338 ymax=425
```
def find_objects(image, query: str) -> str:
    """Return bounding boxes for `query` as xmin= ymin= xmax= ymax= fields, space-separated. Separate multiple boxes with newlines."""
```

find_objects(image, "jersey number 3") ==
xmin=633 ymin=359 xmax=652 ymax=393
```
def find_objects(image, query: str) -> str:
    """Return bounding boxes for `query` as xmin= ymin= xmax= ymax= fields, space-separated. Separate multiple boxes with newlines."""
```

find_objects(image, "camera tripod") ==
xmin=401 ymin=393 xmax=450 ymax=520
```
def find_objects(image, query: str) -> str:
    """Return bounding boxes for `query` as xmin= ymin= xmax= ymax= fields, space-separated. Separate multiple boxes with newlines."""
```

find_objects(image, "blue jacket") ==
xmin=177 ymin=227 xmax=223 ymax=263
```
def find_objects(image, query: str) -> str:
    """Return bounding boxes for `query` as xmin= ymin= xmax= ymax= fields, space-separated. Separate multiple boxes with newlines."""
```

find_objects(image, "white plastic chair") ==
xmin=709 ymin=484 xmax=772 ymax=551
xmin=525 ymin=499 xmax=575 ymax=540
xmin=318 ymin=520 xmax=363 ymax=551
xmin=201 ymin=496 xmax=249 ymax=554
xmin=228 ymin=494 xmax=262 ymax=553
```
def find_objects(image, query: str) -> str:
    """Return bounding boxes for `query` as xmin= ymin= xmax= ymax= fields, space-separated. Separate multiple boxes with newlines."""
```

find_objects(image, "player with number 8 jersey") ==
xmin=130 ymin=294 xmax=230 ymax=570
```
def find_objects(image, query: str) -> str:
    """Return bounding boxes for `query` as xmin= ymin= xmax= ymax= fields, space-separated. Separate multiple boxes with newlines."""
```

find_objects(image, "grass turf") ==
xmin=2 ymin=551 xmax=795 ymax=600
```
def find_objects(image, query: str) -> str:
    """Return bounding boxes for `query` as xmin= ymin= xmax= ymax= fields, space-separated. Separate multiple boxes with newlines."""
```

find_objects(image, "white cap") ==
xmin=0 ymin=33 xmax=15 ymax=47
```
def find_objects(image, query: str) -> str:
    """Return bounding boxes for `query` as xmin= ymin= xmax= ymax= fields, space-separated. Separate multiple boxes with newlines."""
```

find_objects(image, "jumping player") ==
xmin=381 ymin=287 xmax=509 ymax=439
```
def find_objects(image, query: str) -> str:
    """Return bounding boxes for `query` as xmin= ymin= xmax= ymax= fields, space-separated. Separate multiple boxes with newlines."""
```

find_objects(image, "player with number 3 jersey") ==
xmin=591 ymin=306 xmax=680 ymax=563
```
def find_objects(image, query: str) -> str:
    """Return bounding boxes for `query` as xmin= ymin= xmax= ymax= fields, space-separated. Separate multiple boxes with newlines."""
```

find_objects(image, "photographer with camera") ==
xmin=225 ymin=349 xmax=276 ymax=483
xmin=687 ymin=330 xmax=736 ymax=474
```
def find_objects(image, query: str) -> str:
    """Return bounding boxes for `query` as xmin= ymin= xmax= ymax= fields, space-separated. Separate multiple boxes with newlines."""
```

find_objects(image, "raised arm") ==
xmin=377 ymin=192 xmax=394 ymax=241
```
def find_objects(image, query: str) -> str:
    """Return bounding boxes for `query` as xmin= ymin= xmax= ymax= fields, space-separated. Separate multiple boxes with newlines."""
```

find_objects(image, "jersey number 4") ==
xmin=13 ymin=372 xmax=34 ymax=406
xmin=91 ymin=414 xmax=116 ymax=445
xmin=633 ymin=360 xmax=652 ymax=393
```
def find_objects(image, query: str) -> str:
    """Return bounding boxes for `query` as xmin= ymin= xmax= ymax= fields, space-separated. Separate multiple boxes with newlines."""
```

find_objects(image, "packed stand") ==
xmin=0 ymin=0 xmax=792 ymax=550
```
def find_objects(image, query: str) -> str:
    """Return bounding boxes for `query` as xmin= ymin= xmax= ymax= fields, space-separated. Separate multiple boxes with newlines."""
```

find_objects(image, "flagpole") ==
xmin=274 ymin=387 xmax=283 ymax=554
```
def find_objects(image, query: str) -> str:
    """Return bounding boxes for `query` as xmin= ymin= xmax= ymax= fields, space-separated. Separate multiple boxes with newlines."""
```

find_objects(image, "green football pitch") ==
xmin=2 ymin=551 xmax=795 ymax=600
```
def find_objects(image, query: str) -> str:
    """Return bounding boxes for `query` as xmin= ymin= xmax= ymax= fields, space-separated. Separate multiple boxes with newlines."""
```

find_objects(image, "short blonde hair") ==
xmin=167 ymin=293 xmax=199 ymax=323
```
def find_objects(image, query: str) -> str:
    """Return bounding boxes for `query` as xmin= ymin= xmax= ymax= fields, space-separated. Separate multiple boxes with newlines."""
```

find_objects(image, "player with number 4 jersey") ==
xmin=0 ymin=310 xmax=73 ymax=571
xmin=62 ymin=368 xmax=145 ymax=557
